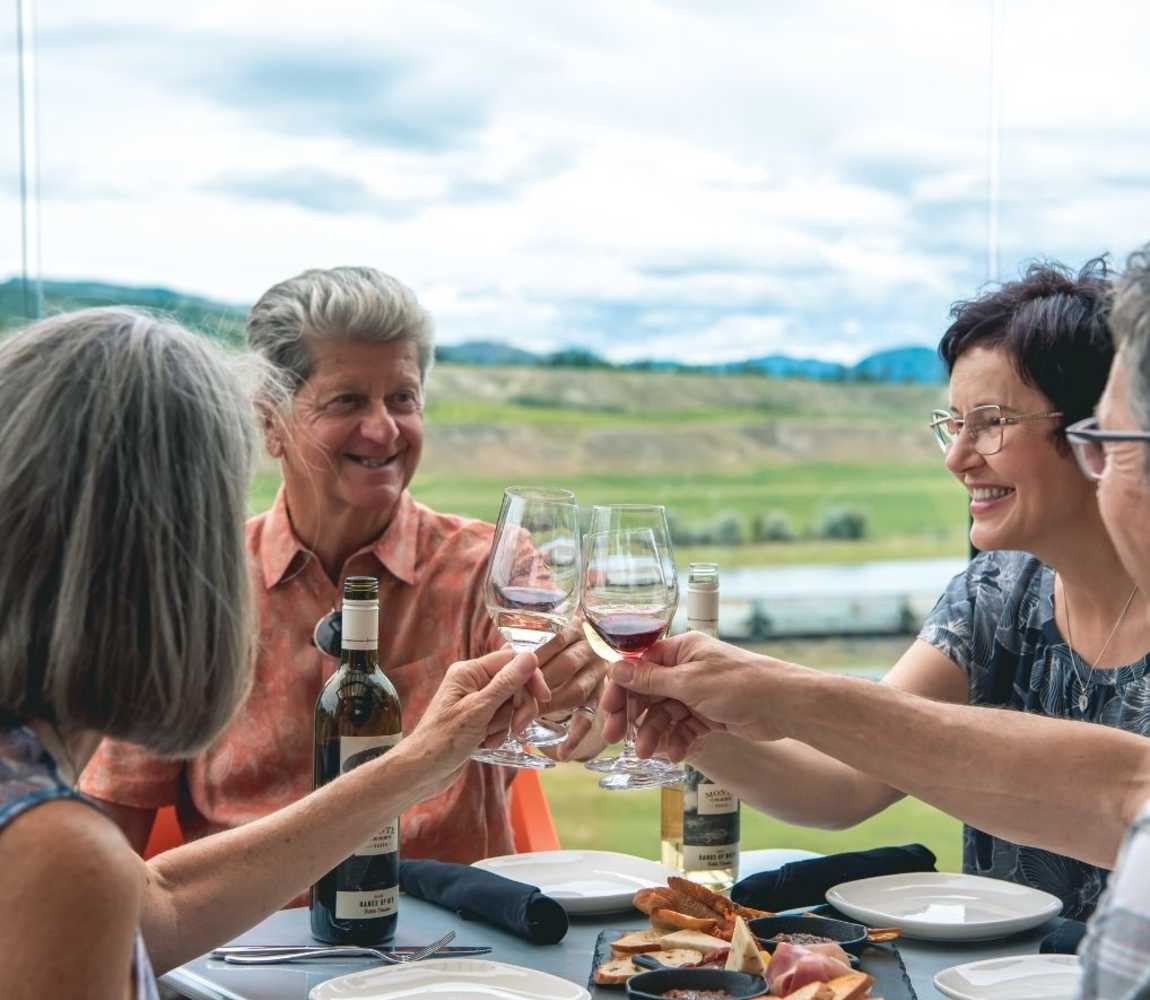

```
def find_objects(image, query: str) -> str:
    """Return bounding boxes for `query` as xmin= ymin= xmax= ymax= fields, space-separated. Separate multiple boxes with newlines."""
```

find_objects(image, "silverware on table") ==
xmin=217 ymin=930 xmax=468 ymax=966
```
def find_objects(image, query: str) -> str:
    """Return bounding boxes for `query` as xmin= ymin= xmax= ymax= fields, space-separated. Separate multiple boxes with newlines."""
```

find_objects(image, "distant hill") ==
xmin=852 ymin=346 xmax=945 ymax=384
xmin=437 ymin=340 xmax=945 ymax=384
xmin=1 ymin=277 xmax=944 ymax=383
xmin=0 ymin=278 xmax=247 ymax=346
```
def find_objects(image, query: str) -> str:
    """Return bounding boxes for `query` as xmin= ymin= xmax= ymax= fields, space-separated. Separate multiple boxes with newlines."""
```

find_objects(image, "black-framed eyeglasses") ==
xmin=929 ymin=404 xmax=1063 ymax=457
xmin=1066 ymin=416 xmax=1150 ymax=481
xmin=313 ymin=610 xmax=342 ymax=658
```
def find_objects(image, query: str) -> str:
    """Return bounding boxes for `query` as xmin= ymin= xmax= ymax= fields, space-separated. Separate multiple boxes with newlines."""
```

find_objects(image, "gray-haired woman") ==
xmin=81 ymin=267 xmax=604 ymax=873
xmin=0 ymin=308 xmax=547 ymax=997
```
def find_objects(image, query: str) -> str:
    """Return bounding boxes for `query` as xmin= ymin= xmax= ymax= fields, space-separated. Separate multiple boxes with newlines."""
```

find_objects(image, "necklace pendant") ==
xmin=1078 ymin=691 xmax=1089 ymax=712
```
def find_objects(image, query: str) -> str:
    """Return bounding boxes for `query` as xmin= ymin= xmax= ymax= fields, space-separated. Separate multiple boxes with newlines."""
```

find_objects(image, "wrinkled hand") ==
xmin=601 ymin=632 xmax=784 ymax=760
xmin=532 ymin=625 xmax=608 ymax=760
xmin=409 ymin=648 xmax=550 ymax=787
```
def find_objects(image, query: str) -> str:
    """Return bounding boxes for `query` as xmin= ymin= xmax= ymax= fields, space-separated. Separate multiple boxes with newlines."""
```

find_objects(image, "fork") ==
xmin=220 ymin=930 xmax=456 ymax=966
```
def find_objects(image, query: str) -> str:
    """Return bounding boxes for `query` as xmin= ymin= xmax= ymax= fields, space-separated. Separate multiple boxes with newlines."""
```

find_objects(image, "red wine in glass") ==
xmin=587 ymin=611 xmax=667 ymax=659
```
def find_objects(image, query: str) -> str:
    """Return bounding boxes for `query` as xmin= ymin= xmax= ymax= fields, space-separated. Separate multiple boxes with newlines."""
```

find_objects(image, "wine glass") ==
xmin=471 ymin=486 xmax=581 ymax=770
xmin=582 ymin=527 xmax=685 ymax=789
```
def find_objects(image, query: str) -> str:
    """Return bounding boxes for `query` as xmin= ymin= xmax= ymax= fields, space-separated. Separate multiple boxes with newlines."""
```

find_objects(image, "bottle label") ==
xmin=682 ymin=768 xmax=739 ymax=875
xmin=340 ymin=734 xmax=402 ymax=857
xmin=698 ymin=783 xmax=738 ymax=816
xmin=342 ymin=597 xmax=378 ymax=651
xmin=682 ymin=843 xmax=739 ymax=870
xmin=335 ymin=885 xmax=398 ymax=920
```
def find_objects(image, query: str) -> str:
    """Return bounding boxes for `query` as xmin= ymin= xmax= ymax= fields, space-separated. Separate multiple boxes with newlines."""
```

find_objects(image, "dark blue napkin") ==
xmin=731 ymin=844 xmax=937 ymax=912
xmin=1039 ymin=918 xmax=1087 ymax=954
xmin=399 ymin=859 xmax=568 ymax=945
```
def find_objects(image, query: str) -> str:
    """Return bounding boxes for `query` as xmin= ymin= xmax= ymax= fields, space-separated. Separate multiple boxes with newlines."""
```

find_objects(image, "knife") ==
xmin=211 ymin=944 xmax=491 ymax=957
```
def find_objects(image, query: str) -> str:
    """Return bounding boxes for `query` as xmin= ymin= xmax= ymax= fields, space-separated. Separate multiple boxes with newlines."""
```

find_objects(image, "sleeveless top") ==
xmin=918 ymin=550 xmax=1150 ymax=920
xmin=0 ymin=724 xmax=160 ymax=1000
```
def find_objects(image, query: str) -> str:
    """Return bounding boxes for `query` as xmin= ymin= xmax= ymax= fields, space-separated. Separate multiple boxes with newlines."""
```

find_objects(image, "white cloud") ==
xmin=2 ymin=0 xmax=1148 ymax=362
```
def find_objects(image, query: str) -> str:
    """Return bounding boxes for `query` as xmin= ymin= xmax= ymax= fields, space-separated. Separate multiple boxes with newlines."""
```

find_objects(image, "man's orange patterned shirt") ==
xmin=80 ymin=489 xmax=516 ymax=863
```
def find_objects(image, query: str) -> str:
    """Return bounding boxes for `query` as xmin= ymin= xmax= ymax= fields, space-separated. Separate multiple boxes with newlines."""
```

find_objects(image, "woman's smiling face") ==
xmin=944 ymin=345 xmax=1096 ymax=555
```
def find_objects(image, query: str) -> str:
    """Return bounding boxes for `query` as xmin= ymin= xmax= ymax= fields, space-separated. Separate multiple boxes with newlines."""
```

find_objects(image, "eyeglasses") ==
xmin=1066 ymin=416 xmax=1150 ymax=481
xmin=929 ymin=405 xmax=1063 ymax=456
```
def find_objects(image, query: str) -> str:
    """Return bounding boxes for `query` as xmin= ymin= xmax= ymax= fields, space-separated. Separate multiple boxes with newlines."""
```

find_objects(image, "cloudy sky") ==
xmin=2 ymin=1 xmax=1149 ymax=363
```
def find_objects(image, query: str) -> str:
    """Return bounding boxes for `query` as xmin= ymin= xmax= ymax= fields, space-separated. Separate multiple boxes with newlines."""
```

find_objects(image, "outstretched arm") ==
xmin=139 ymin=648 xmax=546 ymax=973
xmin=608 ymin=633 xmax=1150 ymax=868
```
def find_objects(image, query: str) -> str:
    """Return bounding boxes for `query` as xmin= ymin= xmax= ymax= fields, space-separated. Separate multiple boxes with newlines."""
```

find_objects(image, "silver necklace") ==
xmin=1059 ymin=573 xmax=1138 ymax=712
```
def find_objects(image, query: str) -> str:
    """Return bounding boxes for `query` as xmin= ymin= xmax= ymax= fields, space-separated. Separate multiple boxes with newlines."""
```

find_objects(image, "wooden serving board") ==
xmin=586 ymin=929 xmax=918 ymax=999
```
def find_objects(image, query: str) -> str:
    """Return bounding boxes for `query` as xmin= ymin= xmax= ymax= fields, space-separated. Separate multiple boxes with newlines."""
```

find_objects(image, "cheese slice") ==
xmin=659 ymin=929 xmax=731 ymax=955
xmin=725 ymin=915 xmax=766 ymax=975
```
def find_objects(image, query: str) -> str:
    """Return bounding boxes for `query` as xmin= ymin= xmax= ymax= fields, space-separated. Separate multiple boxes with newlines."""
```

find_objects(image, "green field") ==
xmin=250 ymin=461 xmax=967 ymax=566
xmin=541 ymin=763 xmax=963 ymax=872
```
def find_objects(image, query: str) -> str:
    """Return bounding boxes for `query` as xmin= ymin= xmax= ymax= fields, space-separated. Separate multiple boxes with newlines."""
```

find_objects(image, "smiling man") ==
xmin=79 ymin=267 xmax=605 ymax=874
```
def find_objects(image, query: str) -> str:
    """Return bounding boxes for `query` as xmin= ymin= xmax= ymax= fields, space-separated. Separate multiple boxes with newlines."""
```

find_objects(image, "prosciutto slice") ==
xmin=767 ymin=941 xmax=854 ymax=995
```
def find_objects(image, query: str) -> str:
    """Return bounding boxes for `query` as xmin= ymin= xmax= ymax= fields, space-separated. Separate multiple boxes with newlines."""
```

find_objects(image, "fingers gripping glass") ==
xmin=1066 ymin=416 xmax=1150 ymax=481
xmin=471 ymin=486 xmax=582 ymax=771
xmin=929 ymin=405 xmax=1063 ymax=456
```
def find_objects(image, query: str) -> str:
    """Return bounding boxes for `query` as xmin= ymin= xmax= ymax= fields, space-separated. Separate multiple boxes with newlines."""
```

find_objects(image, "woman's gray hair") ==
xmin=0 ymin=308 xmax=259 ymax=756
xmin=1112 ymin=247 xmax=1150 ymax=444
xmin=246 ymin=266 xmax=435 ymax=396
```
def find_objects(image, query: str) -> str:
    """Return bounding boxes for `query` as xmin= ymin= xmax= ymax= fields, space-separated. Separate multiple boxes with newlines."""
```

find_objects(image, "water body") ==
xmin=673 ymin=556 xmax=969 ymax=639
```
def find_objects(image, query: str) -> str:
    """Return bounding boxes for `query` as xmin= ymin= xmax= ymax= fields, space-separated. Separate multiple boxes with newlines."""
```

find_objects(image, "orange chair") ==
xmin=143 ymin=804 xmax=183 ymax=859
xmin=509 ymin=769 xmax=560 ymax=852
xmin=144 ymin=770 xmax=559 ymax=860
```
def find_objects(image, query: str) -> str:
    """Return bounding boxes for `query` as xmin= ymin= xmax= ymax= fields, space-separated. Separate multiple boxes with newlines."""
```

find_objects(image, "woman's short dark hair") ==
xmin=0 ymin=308 xmax=260 ymax=755
xmin=938 ymin=258 xmax=1114 ymax=444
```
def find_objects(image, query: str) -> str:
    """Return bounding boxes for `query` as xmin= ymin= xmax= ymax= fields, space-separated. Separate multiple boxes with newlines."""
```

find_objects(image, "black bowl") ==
xmin=748 ymin=914 xmax=869 ymax=956
xmin=626 ymin=967 xmax=768 ymax=1000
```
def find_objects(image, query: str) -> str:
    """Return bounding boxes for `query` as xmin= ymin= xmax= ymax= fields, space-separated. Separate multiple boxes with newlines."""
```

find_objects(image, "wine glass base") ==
xmin=470 ymin=745 xmax=556 ymax=770
xmin=520 ymin=719 xmax=567 ymax=748
xmin=598 ymin=768 xmax=684 ymax=790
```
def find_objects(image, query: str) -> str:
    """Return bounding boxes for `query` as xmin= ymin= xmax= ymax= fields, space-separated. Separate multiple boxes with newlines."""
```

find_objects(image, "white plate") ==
xmin=826 ymin=872 xmax=1062 ymax=942
xmin=934 ymin=954 xmax=1081 ymax=999
xmin=310 ymin=958 xmax=590 ymax=1000
xmin=472 ymin=849 xmax=675 ymax=914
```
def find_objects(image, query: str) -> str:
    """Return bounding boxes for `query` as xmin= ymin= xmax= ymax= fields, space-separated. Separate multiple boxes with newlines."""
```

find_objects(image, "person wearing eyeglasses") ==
xmin=78 ymin=268 xmax=606 ymax=882
xmin=1067 ymin=250 xmax=1150 ymax=999
xmin=604 ymin=258 xmax=1150 ymax=922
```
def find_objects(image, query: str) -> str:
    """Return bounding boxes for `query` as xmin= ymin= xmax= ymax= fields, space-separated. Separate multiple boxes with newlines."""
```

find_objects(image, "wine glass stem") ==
xmin=621 ymin=690 xmax=639 ymax=760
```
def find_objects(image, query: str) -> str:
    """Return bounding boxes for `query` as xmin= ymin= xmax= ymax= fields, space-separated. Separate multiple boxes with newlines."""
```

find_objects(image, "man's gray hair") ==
xmin=1112 ymin=247 xmax=1150 ymax=439
xmin=246 ymin=266 xmax=435 ymax=395
xmin=0 ymin=308 xmax=259 ymax=756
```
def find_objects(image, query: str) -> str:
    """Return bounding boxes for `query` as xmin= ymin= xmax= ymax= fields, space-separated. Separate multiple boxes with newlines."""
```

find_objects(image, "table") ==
xmin=162 ymin=851 xmax=1066 ymax=1000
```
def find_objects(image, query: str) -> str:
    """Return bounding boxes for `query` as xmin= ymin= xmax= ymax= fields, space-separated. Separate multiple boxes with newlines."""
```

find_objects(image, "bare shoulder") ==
xmin=0 ymin=798 xmax=142 ymax=994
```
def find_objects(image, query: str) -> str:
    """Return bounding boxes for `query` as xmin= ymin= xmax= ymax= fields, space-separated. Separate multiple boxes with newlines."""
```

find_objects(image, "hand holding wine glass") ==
xmin=582 ymin=527 xmax=685 ymax=789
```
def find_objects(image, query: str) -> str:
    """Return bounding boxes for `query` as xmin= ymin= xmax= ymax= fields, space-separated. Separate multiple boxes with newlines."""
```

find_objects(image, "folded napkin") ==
xmin=1039 ymin=918 xmax=1087 ymax=955
xmin=731 ymin=843 xmax=937 ymax=912
xmin=399 ymin=859 xmax=568 ymax=945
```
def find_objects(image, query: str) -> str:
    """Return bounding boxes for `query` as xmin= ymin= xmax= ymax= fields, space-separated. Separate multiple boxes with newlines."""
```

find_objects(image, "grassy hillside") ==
xmin=250 ymin=364 xmax=968 ymax=565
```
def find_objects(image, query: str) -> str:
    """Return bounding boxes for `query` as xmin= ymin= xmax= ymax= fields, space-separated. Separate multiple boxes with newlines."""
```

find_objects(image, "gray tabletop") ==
xmin=162 ymin=855 xmax=1064 ymax=1000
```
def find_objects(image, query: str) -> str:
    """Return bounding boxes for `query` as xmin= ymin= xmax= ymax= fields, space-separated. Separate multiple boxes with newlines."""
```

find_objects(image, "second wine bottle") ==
xmin=310 ymin=576 xmax=403 ymax=945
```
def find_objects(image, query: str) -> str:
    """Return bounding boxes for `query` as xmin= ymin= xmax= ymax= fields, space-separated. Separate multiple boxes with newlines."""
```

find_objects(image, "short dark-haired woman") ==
xmin=0 ymin=309 xmax=550 ymax=997
xmin=609 ymin=259 xmax=1150 ymax=920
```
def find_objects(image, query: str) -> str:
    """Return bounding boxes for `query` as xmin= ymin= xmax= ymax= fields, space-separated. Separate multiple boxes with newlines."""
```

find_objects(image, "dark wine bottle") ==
xmin=310 ymin=576 xmax=403 ymax=945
